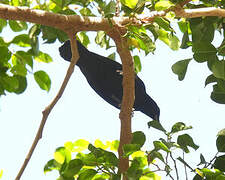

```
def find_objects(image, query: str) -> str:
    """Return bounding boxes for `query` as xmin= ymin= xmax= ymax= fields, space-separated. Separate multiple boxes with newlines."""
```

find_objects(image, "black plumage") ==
xmin=59 ymin=40 xmax=160 ymax=121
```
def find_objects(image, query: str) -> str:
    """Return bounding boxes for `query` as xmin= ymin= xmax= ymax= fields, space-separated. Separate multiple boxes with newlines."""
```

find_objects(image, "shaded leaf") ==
xmin=177 ymin=134 xmax=199 ymax=153
xmin=216 ymin=129 xmax=225 ymax=152
xmin=171 ymin=122 xmax=192 ymax=134
xmin=14 ymin=75 xmax=27 ymax=94
xmin=62 ymin=159 xmax=83 ymax=178
xmin=123 ymin=144 xmax=141 ymax=157
xmin=172 ymin=58 xmax=192 ymax=81
xmin=153 ymin=141 xmax=170 ymax=152
xmin=9 ymin=20 xmax=27 ymax=32
xmin=78 ymin=169 xmax=97 ymax=180
xmin=205 ymin=74 xmax=217 ymax=87
xmin=148 ymin=120 xmax=166 ymax=132
xmin=131 ymin=131 xmax=146 ymax=148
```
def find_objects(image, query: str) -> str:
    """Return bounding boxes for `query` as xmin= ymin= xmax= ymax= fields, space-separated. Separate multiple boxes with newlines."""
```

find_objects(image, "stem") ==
xmin=170 ymin=152 xmax=179 ymax=180
xmin=15 ymin=35 xmax=79 ymax=180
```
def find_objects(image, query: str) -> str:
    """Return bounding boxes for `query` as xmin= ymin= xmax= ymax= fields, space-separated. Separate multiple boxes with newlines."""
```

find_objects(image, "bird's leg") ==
xmin=131 ymin=108 xmax=134 ymax=118
xmin=116 ymin=70 xmax=123 ymax=75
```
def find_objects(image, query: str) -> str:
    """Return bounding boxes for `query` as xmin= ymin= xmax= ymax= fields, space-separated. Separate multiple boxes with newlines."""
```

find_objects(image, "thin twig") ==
xmin=170 ymin=152 xmax=179 ymax=180
xmin=183 ymin=152 xmax=188 ymax=180
xmin=116 ymin=0 xmax=120 ymax=16
xmin=15 ymin=34 xmax=79 ymax=180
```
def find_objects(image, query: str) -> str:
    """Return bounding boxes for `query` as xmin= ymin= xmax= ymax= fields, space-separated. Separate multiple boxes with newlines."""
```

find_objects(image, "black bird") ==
xmin=59 ymin=40 xmax=160 ymax=121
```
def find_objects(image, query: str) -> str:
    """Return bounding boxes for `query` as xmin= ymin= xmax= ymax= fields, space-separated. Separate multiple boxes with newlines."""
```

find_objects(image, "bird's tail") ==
xmin=139 ymin=95 xmax=160 ymax=121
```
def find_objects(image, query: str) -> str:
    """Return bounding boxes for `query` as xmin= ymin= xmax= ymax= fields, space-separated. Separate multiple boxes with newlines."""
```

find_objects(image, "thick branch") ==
xmin=15 ymin=35 xmax=79 ymax=180
xmin=107 ymin=28 xmax=135 ymax=178
xmin=175 ymin=7 xmax=225 ymax=18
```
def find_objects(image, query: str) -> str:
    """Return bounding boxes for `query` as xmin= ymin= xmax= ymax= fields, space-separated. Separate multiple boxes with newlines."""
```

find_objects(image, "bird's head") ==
xmin=59 ymin=40 xmax=88 ymax=62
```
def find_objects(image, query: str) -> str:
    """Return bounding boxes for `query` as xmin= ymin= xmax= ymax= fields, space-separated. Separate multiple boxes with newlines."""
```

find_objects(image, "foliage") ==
xmin=1 ymin=0 xmax=225 ymax=104
xmin=45 ymin=122 xmax=225 ymax=180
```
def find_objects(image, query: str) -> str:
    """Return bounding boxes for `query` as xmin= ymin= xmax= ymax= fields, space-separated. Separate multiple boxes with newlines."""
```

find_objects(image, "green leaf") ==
xmin=34 ymin=51 xmax=52 ymax=63
xmin=168 ymin=34 xmax=180 ymax=50
xmin=134 ymin=55 xmax=142 ymax=73
xmin=44 ymin=159 xmax=59 ymax=173
xmin=78 ymin=169 xmax=97 ymax=180
xmin=11 ymin=34 xmax=31 ymax=47
xmin=147 ymin=120 xmax=166 ymax=133
xmin=192 ymin=42 xmax=217 ymax=63
xmin=205 ymin=74 xmax=217 ymax=87
xmin=94 ymin=139 xmax=109 ymax=150
xmin=171 ymin=58 xmax=192 ymax=81
xmin=211 ymin=84 xmax=225 ymax=104
xmin=73 ymin=139 xmax=89 ymax=152
xmin=0 ymin=169 xmax=2 ymax=179
xmin=9 ymin=20 xmax=28 ymax=32
xmin=54 ymin=147 xmax=71 ymax=164
xmin=11 ymin=64 xmax=27 ymax=76
xmin=127 ymin=159 xmax=142 ymax=179
xmin=171 ymin=122 xmax=192 ymax=134
xmin=0 ymin=46 xmax=11 ymax=64
xmin=108 ymin=52 xmax=116 ymax=61
xmin=154 ymin=17 xmax=172 ymax=32
xmin=76 ymin=153 xmax=97 ymax=166
xmin=180 ymin=31 xmax=190 ymax=49
xmin=77 ymin=32 xmax=90 ymax=47
xmin=0 ymin=19 xmax=7 ymax=33
xmin=62 ymin=159 xmax=83 ymax=178
xmin=153 ymin=141 xmax=170 ymax=152
xmin=0 ymin=75 xmax=19 ymax=93
xmin=149 ymin=150 xmax=165 ymax=163
xmin=177 ymin=134 xmax=199 ymax=153
xmin=123 ymin=144 xmax=141 ymax=157
xmin=211 ymin=60 xmax=225 ymax=80
xmin=34 ymin=70 xmax=51 ymax=92
xmin=95 ymin=31 xmax=106 ymax=45
xmin=131 ymin=131 xmax=146 ymax=148
xmin=189 ymin=17 xmax=215 ymax=43
xmin=80 ymin=7 xmax=95 ymax=16
xmin=110 ymin=140 xmax=119 ymax=151
xmin=155 ymin=0 xmax=174 ymax=11
xmin=104 ymin=1 xmax=116 ymax=17
xmin=216 ymin=129 xmax=225 ymax=152
xmin=121 ymin=0 xmax=138 ymax=9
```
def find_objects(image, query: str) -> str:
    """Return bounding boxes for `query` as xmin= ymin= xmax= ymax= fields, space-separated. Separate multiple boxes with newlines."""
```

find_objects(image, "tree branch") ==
xmin=175 ymin=7 xmax=225 ymax=18
xmin=15 ymin=34 xmax=79 ymax=180
xmin=107 ymin=27 xmax=135 ymax=179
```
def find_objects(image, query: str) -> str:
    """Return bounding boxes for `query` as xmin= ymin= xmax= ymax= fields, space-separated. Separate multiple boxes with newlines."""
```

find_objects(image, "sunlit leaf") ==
xmin=11 ymin=34 xmax=31 ymax=47
xmin=134 ymin=55 xmax=142 ymax=73
xmin=73 ymin=139 xmax=89 ymax=152
xmin=34 ymin=70 xmax=51 ymax=92
xmin=121 ymin=0 xmax=138 ymax=9
xmin=34 ymin=51 xmax=52 ymax=63
xmin=155 ymin=0 xmax=174 ymax=11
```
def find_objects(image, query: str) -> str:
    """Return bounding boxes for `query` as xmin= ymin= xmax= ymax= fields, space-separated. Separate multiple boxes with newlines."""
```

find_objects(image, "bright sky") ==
xmin=0 ymin=29 xmax=224 ymax=180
